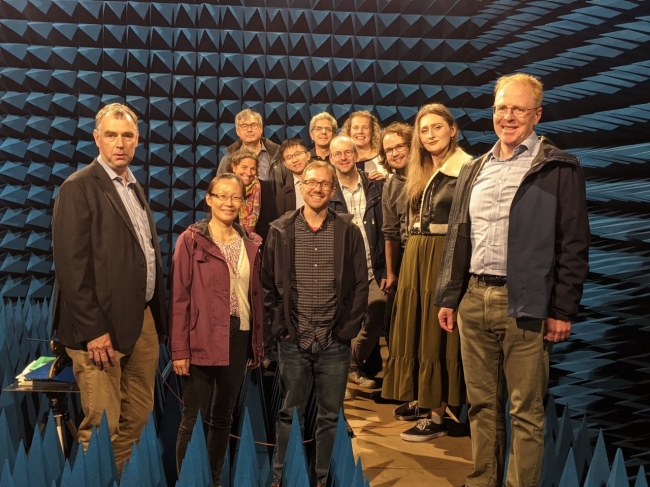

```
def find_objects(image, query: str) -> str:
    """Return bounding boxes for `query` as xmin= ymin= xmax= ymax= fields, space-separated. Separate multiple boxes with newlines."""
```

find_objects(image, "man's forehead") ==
xmin=305 ymin=167 xmax=331 ymax=180
xmin=331 ymin=139 xmax=354 ymax=150
xmin=98 ymin=114 xmax=137 ymax=130
xmin=239 ymin=116 xmax=259 ymax=124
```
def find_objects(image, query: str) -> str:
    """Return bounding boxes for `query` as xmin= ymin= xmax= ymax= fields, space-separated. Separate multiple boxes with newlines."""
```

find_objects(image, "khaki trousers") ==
xmin=458 ymin=277 xmax=550 ymax=487
xmin=67 ymin=306 xmax=159 ymax=474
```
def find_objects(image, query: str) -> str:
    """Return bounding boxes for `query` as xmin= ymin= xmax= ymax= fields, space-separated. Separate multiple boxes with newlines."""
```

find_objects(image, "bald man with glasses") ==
xmin=435 ymin=73 xmax=589 ymax=487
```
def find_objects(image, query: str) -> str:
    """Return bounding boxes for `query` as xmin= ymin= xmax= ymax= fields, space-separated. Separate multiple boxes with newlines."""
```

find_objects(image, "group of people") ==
xmin=51 ymin=72 xmax=589 ymax=487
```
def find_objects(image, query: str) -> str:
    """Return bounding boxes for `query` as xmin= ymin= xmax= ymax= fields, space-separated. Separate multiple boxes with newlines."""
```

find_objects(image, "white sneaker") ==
xmin=348 ymin=371 xmax=377 ymax=389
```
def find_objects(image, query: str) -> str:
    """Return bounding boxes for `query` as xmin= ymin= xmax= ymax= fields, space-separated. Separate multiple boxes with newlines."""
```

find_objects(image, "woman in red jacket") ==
xmin=169 ymin=173 xmax=264 ymax=486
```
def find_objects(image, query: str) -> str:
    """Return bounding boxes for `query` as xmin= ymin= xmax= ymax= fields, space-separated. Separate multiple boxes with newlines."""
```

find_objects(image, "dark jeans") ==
xmin=176 ymin=329 xmax=250 ymax=487
xmin=274 ymin=338 xmax=350 ymax=485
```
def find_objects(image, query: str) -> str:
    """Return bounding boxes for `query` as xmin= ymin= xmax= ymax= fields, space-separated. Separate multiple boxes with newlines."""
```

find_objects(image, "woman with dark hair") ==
xmin=341 ymin=110 xmax=388 ymax=180
xmin=170 ymin=173 xmax=264 ymax=486
xmin=382 ymin=104 xmax=472 ymax=442
xmin=227 ymin=147 xmax=278 ymax=248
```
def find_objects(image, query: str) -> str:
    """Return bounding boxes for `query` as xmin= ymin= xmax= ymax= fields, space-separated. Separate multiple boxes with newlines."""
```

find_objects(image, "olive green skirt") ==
xmin=381 ymin=234 xmax=465 ymax=409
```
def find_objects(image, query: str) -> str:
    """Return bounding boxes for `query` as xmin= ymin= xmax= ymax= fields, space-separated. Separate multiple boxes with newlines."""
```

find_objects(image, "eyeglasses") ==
xmin=238 ymin=122 xmax=261 ymax=131
xmin=384 ymin=143 xmax=408 ymax=156
xmin=312 ymin=126 xmax=333 ymax=133
xmin=209 ymin=192 xmax=245 ymax=203
xmin=284 ymin=150 xmax=309 ymax=162
xmin=492 ymin=105 xmax=540 ymax=117
xmin=330 ymin=149 xmax=355 ymax=160
xmin=303 ymin=180 xmax=334 ymax=190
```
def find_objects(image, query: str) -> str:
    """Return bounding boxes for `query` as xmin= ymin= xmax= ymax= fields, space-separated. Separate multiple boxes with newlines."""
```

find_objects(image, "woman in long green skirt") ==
xmin=382 ymin=103 xmax=472 ymax=441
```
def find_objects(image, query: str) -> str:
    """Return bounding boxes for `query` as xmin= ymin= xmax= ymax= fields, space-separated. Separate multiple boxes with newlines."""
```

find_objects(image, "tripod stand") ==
xmin=41 ymin=390 xmax=78 ymax=456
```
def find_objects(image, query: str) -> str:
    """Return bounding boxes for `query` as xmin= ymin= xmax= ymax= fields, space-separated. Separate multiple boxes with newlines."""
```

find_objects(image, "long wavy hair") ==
xmin=341 ymin=110 xmax=382 ymax=155
xmin=405 ymin=104 xmax=459 ymax=203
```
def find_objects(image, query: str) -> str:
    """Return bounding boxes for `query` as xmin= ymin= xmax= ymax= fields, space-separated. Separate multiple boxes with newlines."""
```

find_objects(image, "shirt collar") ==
xmin=293 ymin=175 xmax=301 ymax=187
xmin=298 ymin=207 xmax=333 ymax=232
xmin=97 ymin=155 xmax=136 ymax=184
xmin=490 ymin=131 xmax=540 ymax=161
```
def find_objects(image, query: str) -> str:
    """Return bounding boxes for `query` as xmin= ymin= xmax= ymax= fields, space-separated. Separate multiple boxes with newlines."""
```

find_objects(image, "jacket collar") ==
xmin=191 ymin=220 xmax=250 ymax=241
xmin=439 ymin=147 xmax=472 ymax=178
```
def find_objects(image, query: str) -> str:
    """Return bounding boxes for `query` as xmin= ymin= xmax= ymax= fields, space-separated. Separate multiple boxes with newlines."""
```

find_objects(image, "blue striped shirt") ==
xmin=469 ymin=132 xmax=541 ymax=276
xmin=97 ymin=157 xmax=156 ymax=302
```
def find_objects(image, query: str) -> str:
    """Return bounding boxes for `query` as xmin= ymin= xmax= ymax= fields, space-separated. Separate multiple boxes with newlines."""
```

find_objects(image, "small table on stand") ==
xmin=3 ymin=380 xmax=80 ymax=457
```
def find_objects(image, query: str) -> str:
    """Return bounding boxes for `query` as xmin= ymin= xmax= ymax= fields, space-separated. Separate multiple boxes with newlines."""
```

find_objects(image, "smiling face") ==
xmin=93 ymin=114 xmax=139 ymax=176
xmin=282 ymin=145 xmax=310 ymax=176
xmin=493 ymin=81 xmax=542 ymax=157
xmin=418 ymin=113 xmax=456 ymax=159
xmin=231 ymin=157 xmax=258 ymax=186
xmin=235 ymin=116 xmax=263 ymax=145
xmin=382 ymin=133 xmax=409 ymax=171
xmin=301 ymin=166 xmax=336 ymax=212
xmin=310 ymin=122 xmax=335 ymax=149
xmin=349 ymin=116 xmax=372 ymax=151
xmin=206 ymin=179 xmax=244 ymax=226
xmin=330 ymin=137 xmax=358 ymax=176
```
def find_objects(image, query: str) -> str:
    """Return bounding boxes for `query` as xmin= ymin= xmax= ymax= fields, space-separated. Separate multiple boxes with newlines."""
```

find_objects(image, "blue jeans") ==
xmin=274 ymin=338 xmax=350 ymax=485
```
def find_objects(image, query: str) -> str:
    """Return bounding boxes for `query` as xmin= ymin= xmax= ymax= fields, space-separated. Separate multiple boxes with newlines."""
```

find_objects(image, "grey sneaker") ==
xmin=400 ymin=418 xmax=448 ymax=442
xmin=393 ymin=401 xmax=431 ymax=421
xmin=348 ymin=370 xmax=377 ymax=389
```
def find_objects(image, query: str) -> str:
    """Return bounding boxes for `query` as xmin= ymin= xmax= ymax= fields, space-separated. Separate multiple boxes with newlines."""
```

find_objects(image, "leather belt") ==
xmin=472 ymin=273 xmax=507 ymax=287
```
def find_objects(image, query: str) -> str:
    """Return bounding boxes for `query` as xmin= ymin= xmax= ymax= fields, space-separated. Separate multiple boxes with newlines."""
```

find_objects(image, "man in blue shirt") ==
xmin=436 ymin=74 xmax=590 ymax=487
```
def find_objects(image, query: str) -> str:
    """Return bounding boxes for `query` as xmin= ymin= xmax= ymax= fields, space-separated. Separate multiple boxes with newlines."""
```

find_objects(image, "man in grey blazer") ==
xmin=52 ymin=103 xmax=167 ymax=473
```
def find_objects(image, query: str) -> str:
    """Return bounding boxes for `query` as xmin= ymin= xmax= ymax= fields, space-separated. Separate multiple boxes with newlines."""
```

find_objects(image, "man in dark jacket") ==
xmin=436 ymin=73 xmax=590 ymax=487
xmin=328 ymin=135 xmax=386 ymax=393
xmin=216 ymin=108 xmax=288 ymax=194
xmin=51 ymin=104 xmax=167 ymax=473
xmin=263 ymin=161 xmax=369 ymax=487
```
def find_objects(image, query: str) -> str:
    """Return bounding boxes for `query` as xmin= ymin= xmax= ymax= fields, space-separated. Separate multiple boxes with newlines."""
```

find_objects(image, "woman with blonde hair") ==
xmin=382 ymin=103 xmax=472 ymax=441
xmin=341 ymin=110 xmax=388 ymax=180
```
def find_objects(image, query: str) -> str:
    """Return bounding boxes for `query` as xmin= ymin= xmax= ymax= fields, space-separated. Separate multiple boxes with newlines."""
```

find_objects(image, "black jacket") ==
xmin=51 ymin=159 xmax=167 ymax=352
xmin=275 ymin=181 xmax=297 ymax=216
xmin=262 ymin=209 xmax=369 ymax=345
xmin=435 ymin=137 xmax=590 ymax=321
xmin=329 ymin=170 xmax=386 ymax=282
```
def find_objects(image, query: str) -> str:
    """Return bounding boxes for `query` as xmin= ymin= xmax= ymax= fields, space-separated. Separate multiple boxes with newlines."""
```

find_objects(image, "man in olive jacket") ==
xmin=52 ymin=104 xmax=167 ymax=473
xmin=262 ymin=161 xmax=369 ymax=487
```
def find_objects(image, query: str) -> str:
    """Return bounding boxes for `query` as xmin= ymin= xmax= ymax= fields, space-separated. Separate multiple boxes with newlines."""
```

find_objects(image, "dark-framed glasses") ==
xmin=330 ymin=149 xmax=355 ymax=160
xmin=384 ymin=143 xmax=408 ymax=156
xmin=284 ymin=150 xmax=309 ymax=162
xmin=209 ymin=192 xmax=245 ymax=203
xmin=492 ymin=105 xmax=540 ymax=117
xmin=238 ymin=122 xmax=261 ymax=131
xmin=303 ymin=180 xmax=334 ymax=190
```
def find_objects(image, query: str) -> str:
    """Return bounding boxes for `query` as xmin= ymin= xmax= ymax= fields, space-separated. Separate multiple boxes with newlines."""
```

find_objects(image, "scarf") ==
xmin=239 ymin=178 xmax=261 ymax=233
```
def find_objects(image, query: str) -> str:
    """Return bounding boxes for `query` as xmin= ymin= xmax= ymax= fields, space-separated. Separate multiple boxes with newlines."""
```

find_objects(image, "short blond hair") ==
xmin=494 ymin=73 xmax=544 ymax=107
xmin=95 ymin=103 xmax=138 ymax=133
xmin=303 ymin=160 xmax=336 ymax=184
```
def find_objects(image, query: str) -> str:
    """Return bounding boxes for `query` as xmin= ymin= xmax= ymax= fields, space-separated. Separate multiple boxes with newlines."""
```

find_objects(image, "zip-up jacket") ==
xmin=262 ymin=209 xmax=369 ymax=344
xmin=169 ymin=221 xmax=264 ymax=366
xmin=434 ymin=137 xmax=590 ymax=322
xmin=329 ymin=170 xmax=386 ymax=282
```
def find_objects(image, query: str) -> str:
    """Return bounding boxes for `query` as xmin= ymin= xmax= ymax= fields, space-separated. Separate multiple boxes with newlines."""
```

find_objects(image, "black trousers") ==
xmin=176 ymin=327 xmax=250 ymax=486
